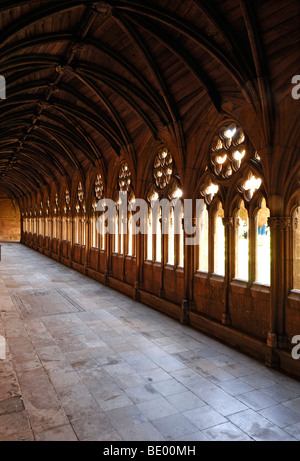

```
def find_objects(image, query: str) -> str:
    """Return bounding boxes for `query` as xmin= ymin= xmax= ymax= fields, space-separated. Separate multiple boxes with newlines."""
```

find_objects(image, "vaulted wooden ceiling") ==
xmin=0 ymin=0 xmax=299 ymax=199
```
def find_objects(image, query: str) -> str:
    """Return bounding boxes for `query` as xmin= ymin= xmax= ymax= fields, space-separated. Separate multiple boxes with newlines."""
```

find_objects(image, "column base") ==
xmin=265 ymin=347 xmax=279 ymax=369
xmin=278 ymin=335 xmax=289 ymax=349
xmin=133 ymin=282 xmax=140 ymax=301
xmin=265 ymin=332 xmax=279 ymax=369
xmin=267 ymin=332 xmax=278 ymax=348
xmin=180 ymin=300 xmax=189 ymax=325
xmin=222 ymin=313 xmax=231 ymax=326
xmin=104 ymin=270 xmax=109 ymax=286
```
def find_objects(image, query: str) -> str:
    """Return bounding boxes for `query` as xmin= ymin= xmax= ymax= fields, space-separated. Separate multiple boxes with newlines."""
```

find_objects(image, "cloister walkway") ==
xmin=0 ymin=243 xmax=299 ymax=441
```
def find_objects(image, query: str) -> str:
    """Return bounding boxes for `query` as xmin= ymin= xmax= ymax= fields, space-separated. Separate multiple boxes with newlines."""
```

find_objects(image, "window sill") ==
xmin=230 ymin=279 xmax=249 ymax=289
xmin=250 ymin=282 xmax=270 ymax=295
xmin=209 ymin=274 xmax=225 ymax=286
xmin=125 ymin=255 xmax=136 ymax=261
xmin=210 ymin=274 xmax=225 ymax=281
xmin=153 ymin=261 xmax=162 ymax=268
xmin=288 ymin=289 xmax=300 ymax=302
xmin=195 ymin=271 xmax=209 ymax=280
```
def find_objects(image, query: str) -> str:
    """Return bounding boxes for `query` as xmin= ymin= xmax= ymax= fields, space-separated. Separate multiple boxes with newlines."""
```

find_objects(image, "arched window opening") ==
xmin=214 ymin=204 xmax=225 ymax=276
xmin=199 ymin=200 xmax=209 ymax=272
xmin=178 ymin=204 xmax=184 ymax=268
xmin=92 ymin=200 xmax=98 ymax=249
xmin=99 ymin=212 xmax=106 ymax=251
xmin=293 ymin=206 xmax=300 ymax=290
xmin=62 ymin=217 xmax=67 ymax=241
xmin=147 ymin=208 xmax=153 ymax=261
xmin=75 ymin=214 xmax=80 ymax=245
xmin=127 ymin=193 xmax=136 ymax=257
xmin=146 ymin=189 xmax=160 ymax=262
xmin=168 ymin=207 xmax=175 ymax=266
xmin=114 ymin=213 xmax=119 ymax=253
xmin=236 ymin=201 xmax=249 ymax=280
xmin=128 ymin=213 xmax=133 ymax=256
xmin=256 ymin=198 xmax=270 ymax=285
xmin=156 ymin=208 xmax=162 ymax=263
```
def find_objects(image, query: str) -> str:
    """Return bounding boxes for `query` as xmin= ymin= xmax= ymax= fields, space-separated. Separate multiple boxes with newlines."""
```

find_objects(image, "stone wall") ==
xmin=0 ymin=191 xmax=21 ymax=241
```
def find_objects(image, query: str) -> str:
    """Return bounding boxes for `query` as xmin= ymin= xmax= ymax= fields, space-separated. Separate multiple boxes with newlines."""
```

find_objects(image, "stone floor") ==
xmin=0 ymin=243 xmax=300 ymax=441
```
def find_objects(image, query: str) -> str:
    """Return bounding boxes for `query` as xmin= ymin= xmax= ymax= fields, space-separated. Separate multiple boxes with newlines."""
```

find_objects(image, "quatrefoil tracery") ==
xmin=153 ymin=148 xmax=173 ymax=190
xmin=211 ymin=126 xmax=247 ymax=179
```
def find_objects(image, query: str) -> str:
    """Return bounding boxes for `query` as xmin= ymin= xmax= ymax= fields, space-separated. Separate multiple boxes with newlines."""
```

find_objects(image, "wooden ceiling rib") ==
xmin=0 ymin=0 xmax=299 ymax=199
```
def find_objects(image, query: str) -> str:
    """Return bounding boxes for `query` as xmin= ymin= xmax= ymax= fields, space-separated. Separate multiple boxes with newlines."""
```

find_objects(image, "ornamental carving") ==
xmin=222 ymin=217 xmax=234 ymax=227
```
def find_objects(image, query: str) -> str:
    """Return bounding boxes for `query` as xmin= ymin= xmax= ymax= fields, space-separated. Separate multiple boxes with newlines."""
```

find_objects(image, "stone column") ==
xmin=268 ymin=217 xmax=292 ymax=346
xmin=159 ymin=216 xmax=165 ymax=298
xmin=181 ymin=216 xmax=197 ymax=325
xmin=57 ymin=218 xmax=61 ymax=261
xmin=222 ymin=217 xmax=233 ymax=326
xmin=85 ymin=218 xmax=90 ymax=273
xmin=70 ymin=217 xmax=75 ymax=265
xmin=134 ymin=215 xmax=146 ymax=301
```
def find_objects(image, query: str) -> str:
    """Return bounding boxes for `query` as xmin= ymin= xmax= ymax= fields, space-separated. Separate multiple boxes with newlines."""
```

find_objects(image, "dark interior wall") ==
xmin=0 ymin=190 xmax=21 ymax=241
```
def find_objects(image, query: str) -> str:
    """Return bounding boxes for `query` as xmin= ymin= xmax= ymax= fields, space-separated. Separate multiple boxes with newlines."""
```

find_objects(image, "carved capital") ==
xmin=184 ymin=217 xmax=197 ymax=228
xmin=222 ymin=217 xmax=233 ymax=228
xmin=268 ymin=217 xmax=292 ymax=231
